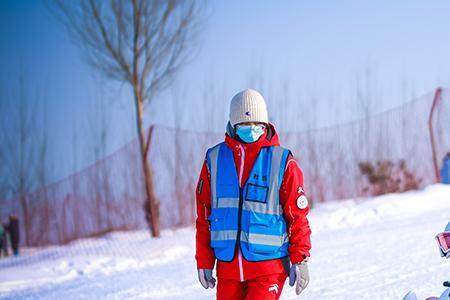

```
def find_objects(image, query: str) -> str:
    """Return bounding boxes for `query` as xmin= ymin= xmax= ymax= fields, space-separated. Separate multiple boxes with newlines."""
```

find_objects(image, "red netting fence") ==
xmin=1 ymin=88 xmax=449 ymax=247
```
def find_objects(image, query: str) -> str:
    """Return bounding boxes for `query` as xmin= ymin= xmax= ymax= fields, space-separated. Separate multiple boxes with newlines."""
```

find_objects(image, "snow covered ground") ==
xmin=1 ymin=184 xmax=449 ymax=300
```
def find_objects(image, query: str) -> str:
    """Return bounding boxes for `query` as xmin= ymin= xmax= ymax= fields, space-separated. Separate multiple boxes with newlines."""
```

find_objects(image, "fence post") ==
xmin=428 ymin=87 xmax=443 ymax=183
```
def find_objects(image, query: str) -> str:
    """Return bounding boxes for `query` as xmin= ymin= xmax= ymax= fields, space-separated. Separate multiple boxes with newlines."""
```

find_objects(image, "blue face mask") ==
xmin=235 ymin=124 xmax=265 ymax=143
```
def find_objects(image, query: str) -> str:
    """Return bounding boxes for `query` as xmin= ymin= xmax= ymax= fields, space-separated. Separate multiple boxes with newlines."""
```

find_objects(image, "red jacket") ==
xmin=195 ymin=123 xmax=311 ymax=281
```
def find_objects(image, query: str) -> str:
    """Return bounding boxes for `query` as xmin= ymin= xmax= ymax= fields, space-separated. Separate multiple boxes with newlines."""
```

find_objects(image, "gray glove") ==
xmin=289 ymin=259 xmax=310 ymax=295
xmin=198 ymin=269 xmax=216 ymax=289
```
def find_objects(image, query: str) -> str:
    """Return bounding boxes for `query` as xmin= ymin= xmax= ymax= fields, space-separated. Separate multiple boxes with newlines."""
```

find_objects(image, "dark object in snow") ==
xmin=6 ymin=214 xmax=19 ymax=256
xmin=0 ymin=223 xmax=8 ymax=257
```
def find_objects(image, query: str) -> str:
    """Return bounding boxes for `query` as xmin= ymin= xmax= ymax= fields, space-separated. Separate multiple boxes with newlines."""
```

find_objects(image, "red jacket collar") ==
xmin=224 ymin=122 xmax=280 ymax=152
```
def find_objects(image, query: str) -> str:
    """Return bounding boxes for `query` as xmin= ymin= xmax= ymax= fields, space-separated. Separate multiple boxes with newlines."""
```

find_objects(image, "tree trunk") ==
xmin=134 ymin=92 xmax=160 ymax=237
xmin=429 ymin=87 xmax=443 ymax=183
xmin=19 ymin=192 xmax=29 ymax=246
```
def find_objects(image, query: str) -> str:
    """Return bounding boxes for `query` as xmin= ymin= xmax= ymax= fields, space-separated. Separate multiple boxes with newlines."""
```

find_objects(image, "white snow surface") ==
xmin=1 ymin=184 xmax=449 ymax=299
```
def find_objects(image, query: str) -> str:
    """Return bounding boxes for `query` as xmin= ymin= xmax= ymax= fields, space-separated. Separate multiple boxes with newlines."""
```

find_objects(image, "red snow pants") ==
xmin=217 ymin=273 xmax=288 ymax=300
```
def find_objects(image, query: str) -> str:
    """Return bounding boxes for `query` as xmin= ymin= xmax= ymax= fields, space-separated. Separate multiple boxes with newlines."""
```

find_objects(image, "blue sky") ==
xmin=1 ymin=0 xmax=450 ymax=181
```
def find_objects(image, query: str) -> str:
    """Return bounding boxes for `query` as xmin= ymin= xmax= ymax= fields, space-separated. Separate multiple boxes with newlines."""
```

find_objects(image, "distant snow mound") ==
xmin=311 ymin=184 xmax=450 ymax=233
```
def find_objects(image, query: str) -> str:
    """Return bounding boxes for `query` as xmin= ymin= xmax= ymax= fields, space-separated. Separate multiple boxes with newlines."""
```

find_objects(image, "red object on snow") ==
xmin=195 ymin=123 xmax=311 ymax=283
xmin=435 ymin=232 xmax=450 ymax=256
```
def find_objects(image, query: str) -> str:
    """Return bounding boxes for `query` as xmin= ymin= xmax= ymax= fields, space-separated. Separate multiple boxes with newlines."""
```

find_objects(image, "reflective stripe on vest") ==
xmin=206 ymin=142 xmax=290 ymax=262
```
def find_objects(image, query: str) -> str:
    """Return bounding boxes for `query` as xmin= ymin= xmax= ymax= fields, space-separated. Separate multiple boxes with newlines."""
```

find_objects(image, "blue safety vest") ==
xmin=441 ymin=156 xmax=450 ymax=184
xmin=206 ymin=142 xmax=290 ymax=262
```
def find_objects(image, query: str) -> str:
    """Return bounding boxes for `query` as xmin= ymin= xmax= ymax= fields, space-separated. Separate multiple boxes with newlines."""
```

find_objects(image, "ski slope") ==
xmin=0 ymin=184 xmax=449 ymax=300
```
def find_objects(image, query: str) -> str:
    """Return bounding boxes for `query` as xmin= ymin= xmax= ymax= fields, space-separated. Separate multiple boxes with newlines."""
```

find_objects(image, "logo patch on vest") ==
xmin=253 ymin=174 xmax=267 ymax=181
xmin=297 ymin=195 xmax=308 ymax=209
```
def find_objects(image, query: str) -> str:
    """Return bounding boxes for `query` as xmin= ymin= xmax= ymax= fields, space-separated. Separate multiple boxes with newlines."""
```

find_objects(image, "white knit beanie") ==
xmin=229 ymin=89 xmax=269 ymax=127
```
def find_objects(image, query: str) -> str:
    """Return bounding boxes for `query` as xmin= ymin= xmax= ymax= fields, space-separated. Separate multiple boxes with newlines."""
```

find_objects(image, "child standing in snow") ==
xmin=195 ymin=89 xmax=311 ymax=299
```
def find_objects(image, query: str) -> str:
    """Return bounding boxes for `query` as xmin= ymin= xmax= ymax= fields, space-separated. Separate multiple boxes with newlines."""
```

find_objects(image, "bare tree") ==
xmin=0 ymin=73 xmax=49 ymax=246
xmin=50 ymin=0 xmax=205 ymax=237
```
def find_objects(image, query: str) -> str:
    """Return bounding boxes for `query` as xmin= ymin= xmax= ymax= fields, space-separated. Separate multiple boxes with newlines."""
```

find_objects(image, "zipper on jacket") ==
xmin=236 ymin=144 xmax=245 ymax=282
xmin=237 ymin=246 xmax=244 ymax=281
xmin=236 ymin=187 xmax=244 ymax=282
